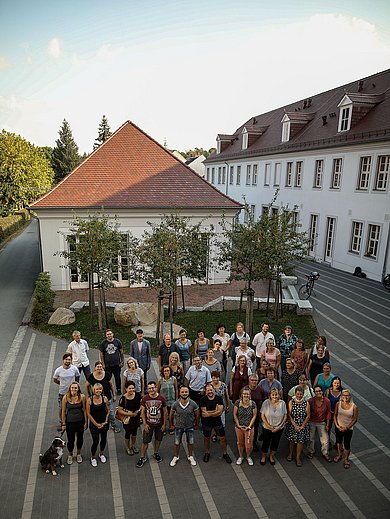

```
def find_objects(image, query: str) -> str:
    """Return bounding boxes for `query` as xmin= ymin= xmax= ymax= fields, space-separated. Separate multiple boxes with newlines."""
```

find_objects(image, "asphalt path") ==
xmin=0 ymin=230 xmax=389 ymax=518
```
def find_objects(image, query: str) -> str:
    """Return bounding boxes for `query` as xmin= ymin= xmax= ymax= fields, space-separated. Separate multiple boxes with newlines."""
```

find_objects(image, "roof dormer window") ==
xmin=337 ymin=95 xmax=353 ymax=132
xmin=216 ymin=140 xmax=221 ymax=154
xmin=281 ymin=116 xmax=291 ymax=142
xmin=242 ymin=128 xmax=248 ymax=150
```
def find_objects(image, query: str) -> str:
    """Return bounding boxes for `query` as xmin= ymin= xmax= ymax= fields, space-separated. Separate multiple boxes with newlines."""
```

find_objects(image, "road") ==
xmin=0 ymin=228 xmax=389 ymax=518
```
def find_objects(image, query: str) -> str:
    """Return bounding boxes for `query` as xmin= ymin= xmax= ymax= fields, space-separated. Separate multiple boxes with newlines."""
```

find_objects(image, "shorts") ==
xmin=143 ymin=425 xmax=164 ymax=444
xmin=202 ymin=425 xmax=225 ymax=438
xmin=174 ymin=428 xmax=194 ymax=445
xmin=58 ymin=394 xmax=65 ymax=408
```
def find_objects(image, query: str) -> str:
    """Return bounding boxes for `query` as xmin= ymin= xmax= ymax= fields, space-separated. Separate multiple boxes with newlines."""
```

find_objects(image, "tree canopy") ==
xmin=52 ymin=119 xmax=82 ymax=183
xmin=93 ymin=115 xmax=112 ymax=150
xmin=178 ymin=147 xmax=216 ymax=159
xmin=0 ymin=130 xmax=53 ymax=215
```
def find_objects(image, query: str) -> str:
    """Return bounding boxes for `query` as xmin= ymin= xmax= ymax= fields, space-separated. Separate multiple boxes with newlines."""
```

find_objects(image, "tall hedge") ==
xmin=0 ymin=209 xmax=30 ymax=243
xmin=31 ymin=272 xmax=55 ymax=325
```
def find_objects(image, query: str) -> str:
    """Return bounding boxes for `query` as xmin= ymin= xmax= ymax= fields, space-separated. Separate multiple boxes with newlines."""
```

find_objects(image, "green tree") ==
xmin=217 ymin=203 xmax=310 ymax=332
xmin=52 ymin=119 xmax=82 ymax=183
xmin=57 ymin=214 xmax=137 ymax=329
xmin=93 ymin=115 xmax=112 ymax=150
xmin=178 ymin=147 xmax=216 ymax=159
xmin=0 ymin=131 xmax=53 ymax=215
xmin=138 ymin=214 xmax=211 ymax=341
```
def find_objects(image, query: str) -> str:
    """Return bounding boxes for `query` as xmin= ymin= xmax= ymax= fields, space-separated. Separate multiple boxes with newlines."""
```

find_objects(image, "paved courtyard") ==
xmin=0 ymin=260 xmax=389 ymax=518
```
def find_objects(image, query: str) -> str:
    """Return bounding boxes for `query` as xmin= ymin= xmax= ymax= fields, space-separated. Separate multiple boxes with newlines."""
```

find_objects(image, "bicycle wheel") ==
xmin=383 ymin=274 xmax=390 ymax=291
xmin=298 ymin=284 xmax=311 ymax=299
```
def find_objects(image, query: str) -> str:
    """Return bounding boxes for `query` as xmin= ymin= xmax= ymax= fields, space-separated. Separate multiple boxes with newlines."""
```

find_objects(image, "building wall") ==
xmin=35 ymin=208 xmax=236 ymax=291
xmin=206 ymin=141 xmax=390 ymax=281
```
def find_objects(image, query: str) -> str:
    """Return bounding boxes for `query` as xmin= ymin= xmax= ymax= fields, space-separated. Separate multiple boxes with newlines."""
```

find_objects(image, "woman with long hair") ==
xmin=285 ymin=386 xmax=310 ymax=467
xmin=260 ymin=388 xmax=287 ymax=465
xmin=86 ymin=383 xmax=110 ymax=467
xmin=122 ymin=358 xmax=144 ymax=396
xmin=333 ymin=389 xmax=358 ymax=469
xmin=61 ymin=382 xmax=87 ymax=465
xmin=118 ymin=380 xmax=141 ymax=455
xmin=233 ymin=387 xmax=257 ymax=466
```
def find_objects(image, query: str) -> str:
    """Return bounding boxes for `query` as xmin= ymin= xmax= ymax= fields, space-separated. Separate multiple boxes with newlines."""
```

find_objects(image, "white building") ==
xmin=204 ymin=69 xmax=390 ymax=282
xmin=31 ymin=121 xmax=241 ymax=291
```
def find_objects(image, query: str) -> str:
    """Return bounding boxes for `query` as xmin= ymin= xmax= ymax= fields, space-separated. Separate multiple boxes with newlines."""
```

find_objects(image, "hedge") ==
xmin=31 ymin=272 xmax=56 ymax=326
xmin=0 ymin=209 xmax=30 ymax=243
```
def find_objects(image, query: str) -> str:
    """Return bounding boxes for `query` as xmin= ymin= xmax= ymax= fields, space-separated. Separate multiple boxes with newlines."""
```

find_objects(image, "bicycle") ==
xmin=383 ymin=273 xmax=390 ymax=291
xmin=298 ymin=271 xmax=320 ymax=299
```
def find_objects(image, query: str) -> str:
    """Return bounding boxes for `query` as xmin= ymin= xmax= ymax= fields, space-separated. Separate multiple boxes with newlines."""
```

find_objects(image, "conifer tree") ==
xmin=52 ymin=119 xmax=81 ymax=183
xmin=93 ymin=115 xmax=112 ymax=149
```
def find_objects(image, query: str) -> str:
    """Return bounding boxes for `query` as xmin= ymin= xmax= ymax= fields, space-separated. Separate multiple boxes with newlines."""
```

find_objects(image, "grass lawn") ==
xmin=34 ymin=307 xmax=317 ymax=356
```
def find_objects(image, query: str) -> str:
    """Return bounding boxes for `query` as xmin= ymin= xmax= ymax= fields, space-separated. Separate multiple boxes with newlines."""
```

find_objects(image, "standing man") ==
xmin=158 ymin=334 xmax=179 ymax=368
xmin=248 ymin=374 xmax=265 ymax=452
xmin=185 ymin=356 xmax=212 ymax=406
xmin=53 ymin=353 xmax=80 ymax=431
xmin=169 ymin=386 xmax=199 ymax=466
xmin=307 ymin=386 xmax=332 ymax=462
xmin=200 ymin=383 xmax=232 ymax=464
xmin=252 ymin=322 xmax=275 ymax=370
xmin=130 ymin=329 xmax=151 ymax=392
xmin=66 ymin=330 xmax=91 ymax=379
xmin=99 ymin=329 xmax=124 ymax=395
xmin=136 ymin=381 xmax=167 ymax=468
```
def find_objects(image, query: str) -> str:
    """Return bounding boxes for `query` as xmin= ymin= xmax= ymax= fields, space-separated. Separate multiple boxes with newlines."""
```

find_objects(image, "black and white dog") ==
xmin=39 ymin=437 xmax=66 ymax=475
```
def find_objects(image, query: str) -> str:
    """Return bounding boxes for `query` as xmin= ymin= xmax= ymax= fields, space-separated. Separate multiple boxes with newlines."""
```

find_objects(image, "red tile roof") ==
xmin=31 ymin=121 xmax=241 ymax=210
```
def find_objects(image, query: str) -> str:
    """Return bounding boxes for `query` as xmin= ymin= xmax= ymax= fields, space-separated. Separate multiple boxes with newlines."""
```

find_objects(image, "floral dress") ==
xmin=285 ymin=398 xmax=310 ymax=444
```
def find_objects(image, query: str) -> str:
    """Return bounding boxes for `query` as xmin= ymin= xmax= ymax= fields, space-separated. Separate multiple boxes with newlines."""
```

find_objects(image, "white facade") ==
xmin=36 ymin=208 xmax=235 ymax=291
xmin=206 ymin=142 xmax=390 ymax=281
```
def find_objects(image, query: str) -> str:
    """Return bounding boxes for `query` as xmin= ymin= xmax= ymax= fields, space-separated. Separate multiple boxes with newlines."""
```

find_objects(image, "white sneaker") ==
xmin=236 ymin=457 xmax=243 ymax=465
xmin=99 ymin=454 xmax=107 ymax=463
xmin=76 ymin=454 xmax=82 ymax=464
xmin=188 ymin=455 xmax=197 ymax=466
xmin=67 ymin=455 xmax=73 ymax=465
xmin=170 ymin=456 xmax=179 ymax=467
xmin=247 ymin=457 xmax=254 ymax=466
xmin=91 ymin=457 xmax=97 ymax=467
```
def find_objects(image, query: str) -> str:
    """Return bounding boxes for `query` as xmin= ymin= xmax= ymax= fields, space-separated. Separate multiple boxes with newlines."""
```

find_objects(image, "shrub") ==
xmin=0 ymin=209 xmax=30 ymax=243
xmin=31 ymin=272 xmax=55 ymax=325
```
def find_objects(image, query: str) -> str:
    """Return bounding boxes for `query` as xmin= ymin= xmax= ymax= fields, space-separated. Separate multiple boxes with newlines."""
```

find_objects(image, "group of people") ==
xmin=53 ymin=323 xmax=358 ymax=471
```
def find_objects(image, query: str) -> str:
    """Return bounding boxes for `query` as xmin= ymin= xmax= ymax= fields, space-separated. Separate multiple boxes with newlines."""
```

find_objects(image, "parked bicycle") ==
xmin=383 ymin=273 xmax=390 ymax=291
xmin=298 ymin=271 xmax=320 ymax=299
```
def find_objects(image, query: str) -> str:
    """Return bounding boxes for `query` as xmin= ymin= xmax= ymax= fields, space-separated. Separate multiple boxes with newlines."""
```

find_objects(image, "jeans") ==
xmin=308 ymin=422 xmax=329 ymax=455
xmin=105 ymin=365 xmax=122 ymax=394
xmin=78 ymin=364 xmax=91 ymax=379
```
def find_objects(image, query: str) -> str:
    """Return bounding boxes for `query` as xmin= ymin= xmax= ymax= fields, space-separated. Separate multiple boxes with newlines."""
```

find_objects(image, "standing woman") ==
xmin=256 ymin=359 xmax=270 ymax=381
xmin=285 ymin=386 xmax=310 ymax=466
xmin=308 ymin=342 xmax=330 ymax=385
xmin=261 ymin=338 xmax=281 ymax=374
xmin=291 ymin=339 xmax=308 ymax=375
xmin=325 ymin=376 xmax=342 ymax=444
xmin=212 ymin=324 xmax=230 ymax=374
xmin=157 ymin=366 xmax=178 ymax=434
xmin=61 ymin=382 xmax=87 ymax=464
xmin=86 ymin=383 xmax=110 ymax=467
xmin=233 ymin=388 xmax=257 ymax=466
xmin=169 ymin=352 xmax=184 ymax=388
xmin=118 ymin=381 xmax=141 ymax=455
xmin=211 ymin=371 xmax=230 ymax=426
xmin=175 ymin=329 xmax=192 ymax=375
xmin=333 ymin=389 xmax=358 ymax=469
xmin=313 ymin=363 xmax=335 ymax=394
xmin=194 ymin=329 xmax=210 ymax=361
xmin=228 ymin=322 xmax=250 ymax=366
xmin=281 ymin=358 xmax=301 ymax=402
xmin=260 ymin=388 xmax=287 ymax=465
xmin=122 ymin=358 xmax=144 ymax=397
xmin=230 ymin=355 xmax=251 ymax=403
xmin=277 ymin=325 xmax=298 ymax=371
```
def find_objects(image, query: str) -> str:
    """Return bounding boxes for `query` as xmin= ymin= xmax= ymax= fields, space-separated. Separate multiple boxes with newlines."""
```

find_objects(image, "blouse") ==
xmin=234 ymin=400 xmax=257 ymax=427
xmin=260 ymin=399 xmax=287 ymax=428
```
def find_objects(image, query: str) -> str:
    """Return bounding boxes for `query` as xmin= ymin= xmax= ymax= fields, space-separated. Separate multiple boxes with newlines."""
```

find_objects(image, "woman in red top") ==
xmin=230 ymin=355 xmax=251 ymax=402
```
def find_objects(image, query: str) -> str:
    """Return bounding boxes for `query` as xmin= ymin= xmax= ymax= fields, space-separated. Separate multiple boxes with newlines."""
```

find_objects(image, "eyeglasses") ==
xmin=314 ymin=390 xmax=322 ymax=393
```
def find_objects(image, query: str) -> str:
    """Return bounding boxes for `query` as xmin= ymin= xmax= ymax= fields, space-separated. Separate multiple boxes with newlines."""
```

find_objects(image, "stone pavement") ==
xmin=0 ymin=265 xmax=390 ymax=518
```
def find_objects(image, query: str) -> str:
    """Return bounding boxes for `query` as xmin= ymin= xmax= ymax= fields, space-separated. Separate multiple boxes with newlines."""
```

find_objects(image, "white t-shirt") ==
xmin=252 ymin=331 xmax=275 ymax=357
xmin=66 ymin=339 xmax=89 ymax=367
xmin=53 ymin=365 xmax=80 ymax=395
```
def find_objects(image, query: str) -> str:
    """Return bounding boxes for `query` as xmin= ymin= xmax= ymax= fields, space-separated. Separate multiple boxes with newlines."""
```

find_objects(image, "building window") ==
xmin=338 ymin=106 xmax=352 ymax=132
xmin=216 ymin=141 xmax=221 ymax=154
xmin=206 ymin=167 xmax=210 ymax=182
xmin=357 ymin=157 xmax=371 ymax=190
xmin=246 ymin=165 xmax=251 ymax=185
xmin=281 ymin=118 xmax=290 ymax=142
xmin=331 ymin=158 xmax=342 ymax=189
xmin=285 ymin=162 xmax=293 ymax=187
xmin=236 ymin=165 xmax=241 ymax=185
xmin=314 ymin=160 xmax=323 ymax=188
xmin=374 ymin=155 xmax=389 ymax=191
xmin=274 ymin=163 xmax=281 ymax=186
xmin=295 ymin=161 xmax=302 ymax=187
xmin=222 ymin=166 xmax=226 ymax=184
xmin=242 ymin=130 xmax=248 ymax=150
xmin=243 ymin=204 xmax=255 ymax=224
xmin=229 ymin=166 xmax=234 ymax=185
xmin=262 ymin=205 xmax=269 ymax=215
xmin=271 ymin=207 xmax=279 ymax=216
xmin=218 ymin=167 xmax=222 ymax=184
xmin=252 ymin=164 xmax=258 ymax=185
xmin=309 ymin=214 xmax=318 ymax=254
xmin=365 ymin=224 xmax=381 ymax=258
xmin=350 ymin=221 xmax=363 ymax=254
xmin=264 ymin=163 xmax=270 ymax=186
xmin=211 ymin=167 xmax=215 ymax=184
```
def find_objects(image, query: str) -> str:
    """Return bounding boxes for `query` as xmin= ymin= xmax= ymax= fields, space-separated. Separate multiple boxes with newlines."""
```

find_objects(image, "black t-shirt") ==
xmin=119 ymin=393 xmax=141 ymax=427
xmin=99 ymin=338 xmax=123 ymax=367
xmin=200 ymin=394 xmax=223 ymax=428
xmin=87 ymin=371 xmax=113 ymax=400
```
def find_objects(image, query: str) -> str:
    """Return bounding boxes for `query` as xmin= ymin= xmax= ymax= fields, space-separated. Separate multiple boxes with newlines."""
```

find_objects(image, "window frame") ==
xmin=236 ymin=165 xmax=241 ymax=185
xmin=252 ymin=164 xmax=258 ymax=185
xmin=285 ymin=162 xmax=293 ymax=187
xmin=365 ymin=223 xmax=381 ymax=259
xmin=349 ymin=221 xmax=363 ymax=254
xmin=357 ymin=156 xmax=371 ymax=191
xmin=246 ymin=164 xmax=251 ymax=185
xmin=331 ymin=158 xmax=343 ymax=189
xmin=313 ymin=159 xmax=323 ymax=189
xmin=294 ymin=161 xmax=303 ymax=188
xmin=374 ymin=155 xmax=389 ymax=191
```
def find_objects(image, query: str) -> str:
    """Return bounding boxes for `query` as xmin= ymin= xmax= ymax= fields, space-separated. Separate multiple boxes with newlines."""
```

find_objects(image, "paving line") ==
xmin=349 ymin=454 xmax=390 ymax=502
xmin=314 ymin=299 xmax=390 ymax=344
xmin=310 ymin=457 xmax=366 ymax=519
xmin=0 ymin=331 xmax=35 ymax=459
xmin=22 ymin=340 xmax=56 ymax=519
xmin=326 ymin=329 xmax=390 ymax=378
xmin=107 ymin=431 xmax=125 ymax=519
xmin=149 ymin=460 xmax=174 ymax=519
xmin=353 ymin=446 xmax=381 ymax=457
xmin=354 ymin=422 xmax=390 ymax=459
xmin=68 ymin=462 xmax=78 ymax=519
xmin=315 ymin=309 xmax=390 ymax=359
xmin=273 ymin=462 xmax=318 ymax=519
xmin=0 ymin=325 xmax=27 ymax=396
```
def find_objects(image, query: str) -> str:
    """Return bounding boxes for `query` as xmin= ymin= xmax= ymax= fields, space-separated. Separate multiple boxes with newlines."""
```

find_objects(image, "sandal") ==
xmin=296 ymin=459 xmax=302 ymax=467
xmin=306 ymin=452 xmax=314 ymax=459
xmin=333 ymin=455 xmax=342 ymax=463
xmin=344 ymin=460 xmax=351 ymax=469
xmin=286 ymin=455 xmax=293 ymax=462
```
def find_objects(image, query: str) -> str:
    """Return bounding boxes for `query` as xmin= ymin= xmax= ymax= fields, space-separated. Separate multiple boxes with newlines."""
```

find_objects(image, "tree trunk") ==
xmin=245 ymin=287 xmax=254 ymax=337
xmin=169 ymin=291 xmax=174 ymax=340
xmin=266 ymin=279 xmax=272 ymax=317
xmin=101 ymin=286 xmax=108 ymax=329
xmin=89 ymin=274 xmax=94 ymax=319
xmin=181 ymin=275 xmax=186 ymax=313
xmin=156 ymin=290 xmax=164 ymax=346
xmin=97 ymin=276 xmax=102 ymax=331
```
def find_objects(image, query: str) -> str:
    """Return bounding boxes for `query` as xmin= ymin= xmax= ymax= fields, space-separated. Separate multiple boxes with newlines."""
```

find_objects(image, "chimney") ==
xmin=322 ymin=115 xmax=327 ymax=125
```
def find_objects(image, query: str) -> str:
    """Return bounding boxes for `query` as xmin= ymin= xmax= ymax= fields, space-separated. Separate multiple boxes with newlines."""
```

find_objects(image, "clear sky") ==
xmin=1 ymin=0 xmax=390 ymax=153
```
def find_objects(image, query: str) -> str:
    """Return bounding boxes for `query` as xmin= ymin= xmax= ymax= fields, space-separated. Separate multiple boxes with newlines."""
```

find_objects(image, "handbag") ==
xmin=122 ymin=416 xmax=130 ymax=425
